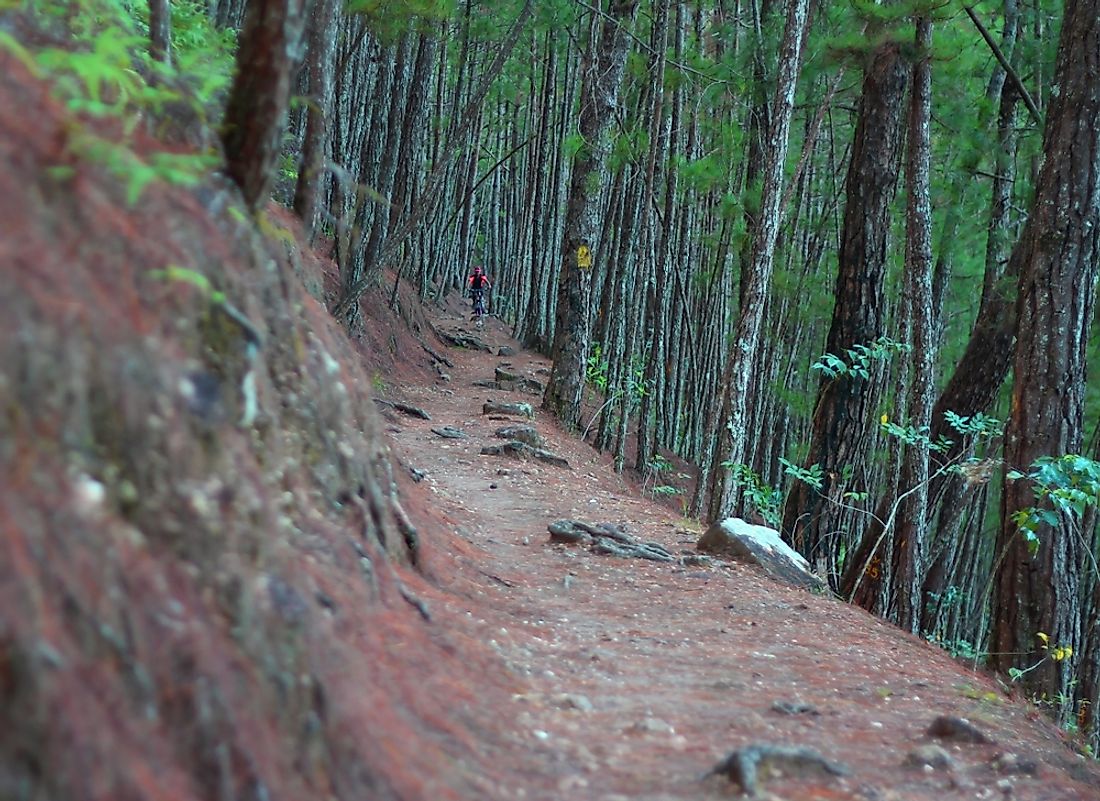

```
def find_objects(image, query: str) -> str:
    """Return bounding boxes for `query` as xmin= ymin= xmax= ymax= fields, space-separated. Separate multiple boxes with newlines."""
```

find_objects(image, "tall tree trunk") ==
xmin=222 ymin=0 xmax=310 ymax=211
xmin=292 ymin=0 xmax=337 ymax=242
xmin=891 ymin=16 xmax=934 ymax=633
xmin=780 ymin=40 xmax=908 ymax=556
xmin=990 ymin=0 xmax=1100 ymax=711
xmin=707 ymin=0 xmax=811 ymax=520
xmin=149 ymin=0 xmax=172 ymax=65
xmin=543 ymin=0 xmax=639 ymax=429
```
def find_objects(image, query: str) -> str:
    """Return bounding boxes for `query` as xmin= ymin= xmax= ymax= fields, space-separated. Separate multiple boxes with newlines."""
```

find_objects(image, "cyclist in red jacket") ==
xmin=465 ymin=266 xmax=491 ymax=318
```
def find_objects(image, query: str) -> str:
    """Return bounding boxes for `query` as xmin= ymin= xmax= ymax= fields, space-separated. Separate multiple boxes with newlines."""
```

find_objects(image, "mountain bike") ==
xmin=470 ymin=289 xmax=487 ymax=330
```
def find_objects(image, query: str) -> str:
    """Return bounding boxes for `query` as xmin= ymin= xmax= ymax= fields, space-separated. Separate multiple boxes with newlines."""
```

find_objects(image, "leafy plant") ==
xmin=1008 ymin=454 xmax=1100 ymax=556
xmin=811 ymin=336 xmax=909 ymax=380
xmin=719 ymin=461 xmax=781 ymax=527
xmin=2 ymin=0 xmax=229 ymax=204
xmin=779 ymin=457 xmax=825 ymax=490
xmin=1007 ymin=631 xmax=1074 ymax=682
xmin=585 ymin=342 xmax=610 ymax=392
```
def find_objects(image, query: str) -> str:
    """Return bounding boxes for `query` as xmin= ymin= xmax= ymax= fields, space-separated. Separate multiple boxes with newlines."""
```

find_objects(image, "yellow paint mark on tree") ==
xmin=577 ymin=244 xmax=592 ymax=269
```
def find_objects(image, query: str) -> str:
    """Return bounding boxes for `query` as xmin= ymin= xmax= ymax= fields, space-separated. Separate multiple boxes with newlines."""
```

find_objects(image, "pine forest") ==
xmin=5 ymin=0 xmax=1100 ymax=755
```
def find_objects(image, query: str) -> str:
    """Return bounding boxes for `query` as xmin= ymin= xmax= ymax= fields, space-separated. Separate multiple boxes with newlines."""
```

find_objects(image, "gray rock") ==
xmin=991 ymin=752 xmax=1038 ymax=775
xmin=431 ymin=426 xmax=466 ymax=439
xmin=553 ymin=693 xmax=594 ymax=712
xmin=438 ymin=330 xmax=491 ymax=351
xmin=373 ymin=398 xmax=431 ymax=419
xmin=628 ymin=717 xmax=674 ymax=735
xmin=770 ymin=700 xmax=820 ymax=716
xmin=697 ymin=518 xmax=823 ymax=591
xmin=483 ymin=401 xmax=534 ymax=418
xmin=905 ymin=744 xmax=956 ymax=771
xmin=494 ymin=425 xmax=544 ymax=448
xmin=494 ymin=367 xmax=544 ymax=395
xmin=498 ymin=345 xmax=517 ymax=357
xmin=548 ymin=520 xmax=592 ymax=544
xmin=926 ymin=715 xmax=993 ymax=744
xmin=481 ymin=440 xmax=569 ymax=468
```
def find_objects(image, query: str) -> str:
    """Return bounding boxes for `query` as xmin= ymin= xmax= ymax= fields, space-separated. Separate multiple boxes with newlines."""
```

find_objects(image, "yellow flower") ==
xmin=880 ymin=414 xmax=889 ymax=425
xmin=1036 ymin=631 xmax=1050 ymax=645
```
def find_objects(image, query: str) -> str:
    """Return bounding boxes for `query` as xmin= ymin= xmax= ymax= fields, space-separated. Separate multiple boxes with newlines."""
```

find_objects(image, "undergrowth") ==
xmin=0 ymin=0 xmax=233 ymax=202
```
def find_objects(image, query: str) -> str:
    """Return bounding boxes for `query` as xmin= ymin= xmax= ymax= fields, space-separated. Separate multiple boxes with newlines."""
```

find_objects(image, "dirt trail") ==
xmin=381 ymin=303 xmax=1099 ymax=801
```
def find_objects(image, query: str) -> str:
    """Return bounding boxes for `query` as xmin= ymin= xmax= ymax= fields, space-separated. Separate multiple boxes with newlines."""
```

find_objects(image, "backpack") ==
xmin=470 ymin=273 xmax=485 ymax=290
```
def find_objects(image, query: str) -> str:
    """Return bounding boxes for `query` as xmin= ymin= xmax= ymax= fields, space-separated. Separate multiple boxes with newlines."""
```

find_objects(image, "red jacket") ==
xmin=467 ymin=272 xmax=492 ymax=291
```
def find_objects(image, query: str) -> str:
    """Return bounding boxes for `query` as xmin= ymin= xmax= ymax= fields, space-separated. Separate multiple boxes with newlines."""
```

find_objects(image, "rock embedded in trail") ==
xmin=547 ymin=519 xmax=674 ymax=562
xmin=483 ymin=400 xmax=534 ymax=418
xmin=494 ymin=425 xmax=544 ymax=448
xmin=430 ymin=426 xmax=466 ymax=439
xmin=436 ymin=328 xmax=492 ymax=352
xmin=494 ymin=366 xmax=544 ymax=395
xmin=926 ymin=715 xmax=993 ymax=744
xmin=497 ymin=345 xmax=516 ymax=357
xmin=373 ymin=398 xmax=431 ymax=420
xmin=481 ymin=440 xmax=570 ymax=468
xmin=697 ymin=517 xmax=823 ymax=591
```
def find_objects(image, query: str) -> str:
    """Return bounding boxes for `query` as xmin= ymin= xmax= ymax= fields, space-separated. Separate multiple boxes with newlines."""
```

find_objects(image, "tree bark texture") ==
xmin=780 ymin=41 xmax=908 ymax=557
xmin=891 ymin=17 xmax=934 ymax=633
xmin=707 ymin=0 xmax=811 ymax=521
xmin=149 ymin=0 xmax=172 ymax=65
xmin=990 ymin=0 xmax=1100 ymax=708
xmin=292 ymin=0 xmax=338 ymax=241
xmin=543 ymin=0 xmax=639 ymax=429
xmin=222 ymin=0 xmax=310 ymax=211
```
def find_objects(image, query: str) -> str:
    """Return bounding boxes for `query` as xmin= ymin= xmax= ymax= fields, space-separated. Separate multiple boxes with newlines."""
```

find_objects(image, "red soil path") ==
xmin=380 ymin=300 xmax=1100 ymax=801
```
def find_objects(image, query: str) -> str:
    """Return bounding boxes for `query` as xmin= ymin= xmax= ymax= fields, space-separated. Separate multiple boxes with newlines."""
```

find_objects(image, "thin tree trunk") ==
xmin=222 ymin=0 xmax=310 ymax=211
xmin=149 ymin=0 xmax=172 ymax=65
xmin=891 ymin=16 xmax=934 ymax=633
xmin=543 ymin=0 xmax=639 ymax=429
xmin=293 ymin=0 xmax=337 ymax=241
xmin=780 ymin=40 xmax=908 ymax=555
xmin=707 ymin=0 xmax=811 ymax=520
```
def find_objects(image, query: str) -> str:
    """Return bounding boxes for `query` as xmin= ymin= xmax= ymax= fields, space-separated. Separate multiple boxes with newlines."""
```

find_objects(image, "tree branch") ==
xmin=963 ymin=5 xmax=1041 ymax=126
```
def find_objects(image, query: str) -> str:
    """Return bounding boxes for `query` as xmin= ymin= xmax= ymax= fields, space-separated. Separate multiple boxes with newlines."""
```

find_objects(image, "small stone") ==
xmin=629 ymin=717 xmax=674 ymax=735
xmin=498 ymin=346 xmax=517 ymax=357
xmin=553 ymin=693 xmax=594 ymax=712
xmin=991 ymin=752 xmax=1038 ymax=776
xmin=771 ymin=700 xmax=820 ymax=716
xmin=905 ymin=745 xmax=956 ymax=771
xmin=927 ymin=715 xmax=993 ymax=744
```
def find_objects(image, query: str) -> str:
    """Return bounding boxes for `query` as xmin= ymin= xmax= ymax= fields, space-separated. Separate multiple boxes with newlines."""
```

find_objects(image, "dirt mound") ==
xmin=0 ymin=55 xmax=501 ymax=801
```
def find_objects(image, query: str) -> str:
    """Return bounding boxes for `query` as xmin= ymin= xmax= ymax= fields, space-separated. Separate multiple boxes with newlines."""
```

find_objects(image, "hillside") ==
xmin=3 ymin=48 xmax=1100 ymax=801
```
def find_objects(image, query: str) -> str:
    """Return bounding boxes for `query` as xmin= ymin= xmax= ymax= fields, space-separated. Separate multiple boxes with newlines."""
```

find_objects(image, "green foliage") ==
xmin=811 ymin=336 xmax=909 ymax=381
xmin=585 ymin=342 xmax=610 ymax=392
xmin=779 ymin=457 xmax=825 ymax=490
xmin=3 ymin=0 xmax=230 ymax=204
xmin=346 ymin=0 xmax=455 ymax=41
xmin=1008 ymin=455 xmax=1100 ymax=556
xmin=719 ymin=462 xmax=781 ymax=527
xmin=149 ymin=264 xmax=225 ymax=303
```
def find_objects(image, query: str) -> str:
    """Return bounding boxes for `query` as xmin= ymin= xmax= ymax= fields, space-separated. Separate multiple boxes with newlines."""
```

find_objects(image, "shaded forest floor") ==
xmin=371 ymin=295 xmax=1100 ymax=801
